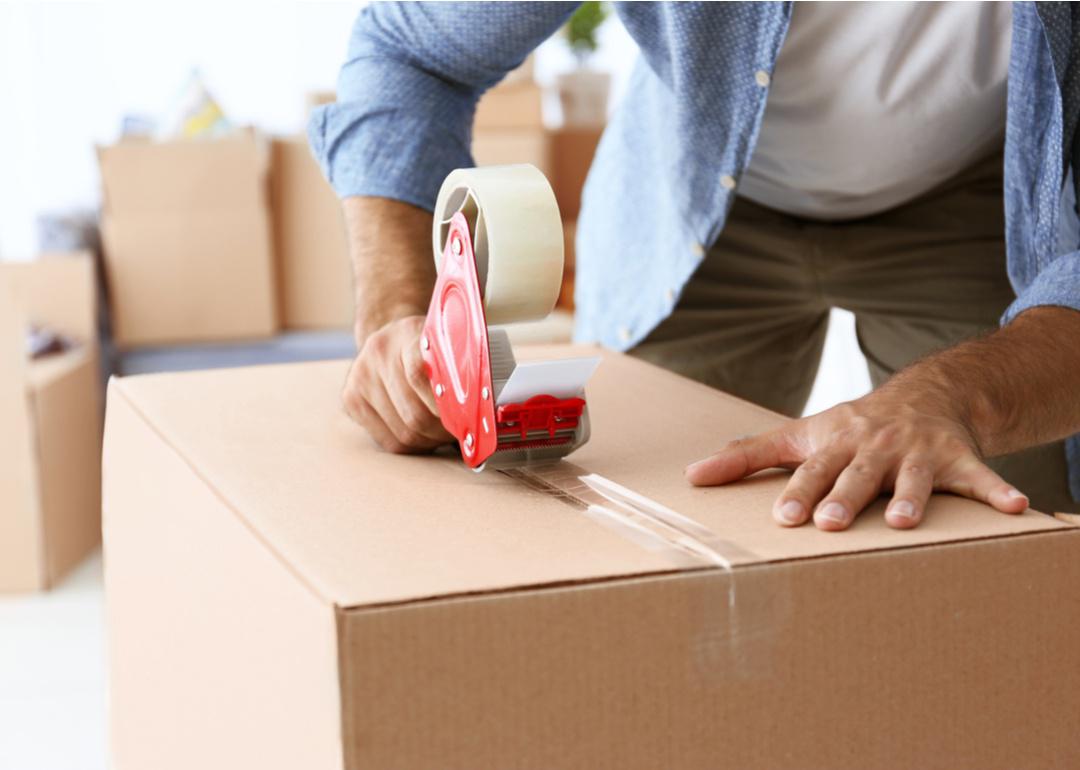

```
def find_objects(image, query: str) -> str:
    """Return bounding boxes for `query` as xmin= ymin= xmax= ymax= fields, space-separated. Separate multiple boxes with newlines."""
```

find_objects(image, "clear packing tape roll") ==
xmin=432 ymin=165 xmax=564 ymax=326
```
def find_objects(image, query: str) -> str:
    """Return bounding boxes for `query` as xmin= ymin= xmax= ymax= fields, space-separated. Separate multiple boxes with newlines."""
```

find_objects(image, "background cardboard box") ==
xmin=98 ymin=133 xmax=279 ymax=348
xmin=103 ymin=350 xmax=1080 ymax=769
xmin=1 ymin=254 xmax=102 ymax=592
xmin=270 ymin=137 xmax=352 ymax=330
xmin=475 ymin=80 xmax=544 ymax=130
xmin=472 ymin=127 xmax=602 ymax=222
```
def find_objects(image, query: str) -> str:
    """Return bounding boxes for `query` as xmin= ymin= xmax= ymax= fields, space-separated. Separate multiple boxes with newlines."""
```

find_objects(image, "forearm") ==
xmin=881 ymin=305 xmax=1080 ymax=457
xmin=343 ymin=196 xmax=435 ymax=343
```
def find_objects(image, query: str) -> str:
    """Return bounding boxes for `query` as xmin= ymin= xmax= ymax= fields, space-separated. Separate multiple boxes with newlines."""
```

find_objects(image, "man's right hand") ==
xmin=340 ymin=196 xmax=450 ymax=453
xmin=342 ymin=315 xmax=452 ymax=453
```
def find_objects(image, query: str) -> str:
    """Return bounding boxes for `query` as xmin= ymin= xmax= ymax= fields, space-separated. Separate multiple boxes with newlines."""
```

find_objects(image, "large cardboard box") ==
xmin=1 ymin=254 xmax=103 ymax=591
xmin=103 ymin=350 xmax=1080 ymax=769
xmin=98 ymin=134 xmax=279 ymax=348
xmin=270 ymin=138 xmax=353 ymax=330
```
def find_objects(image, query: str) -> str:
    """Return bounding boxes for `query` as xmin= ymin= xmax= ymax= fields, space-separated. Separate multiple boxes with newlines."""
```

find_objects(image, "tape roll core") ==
xmin=432 ymin=164 xmax=564 ymax=325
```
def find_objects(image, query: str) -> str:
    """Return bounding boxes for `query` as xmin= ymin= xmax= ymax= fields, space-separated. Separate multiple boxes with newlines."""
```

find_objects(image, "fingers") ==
xmin=772 ymin=449 xmax=850 ymax=528
xmin=686 ymin=431 xmax=798 ymax=486
xmin=343 ymin=370 xmax=410 ymax=453
xmin=342 ymin=317 xmax=451 ymax=454
xmin=401 ymin=336 xmax=440 ymax=415
xmin=812 ymin=451 xmax=889 ymax=532
xmin=385 ymin=345 xmax=451 ymax=443
xmin=884 ymin=457 xmax=934 ymax=529
xmin=941 ymin=456 xmax=1029 ymax=514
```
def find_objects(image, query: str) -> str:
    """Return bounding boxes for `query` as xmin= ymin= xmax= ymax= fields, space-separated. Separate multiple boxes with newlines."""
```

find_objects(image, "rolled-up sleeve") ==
xmin=308 ymin=2 xmax=576 ymax=211
xmin=1002 ymin=251 xmax=1080 ymax=323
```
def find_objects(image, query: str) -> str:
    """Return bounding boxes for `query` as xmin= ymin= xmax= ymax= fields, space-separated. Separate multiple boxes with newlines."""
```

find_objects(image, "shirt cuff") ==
xmin=1001 ymin=250 xmax=1080 ymax=325
xmin=307 ymin=56 xmax=476 ymax=212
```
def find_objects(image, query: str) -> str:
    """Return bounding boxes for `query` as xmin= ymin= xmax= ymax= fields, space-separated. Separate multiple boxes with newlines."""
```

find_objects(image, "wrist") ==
xmin=354 ymin=301 xmax=428 ymax=346
xmin=876 ymin=365 xmax=984 ymax=454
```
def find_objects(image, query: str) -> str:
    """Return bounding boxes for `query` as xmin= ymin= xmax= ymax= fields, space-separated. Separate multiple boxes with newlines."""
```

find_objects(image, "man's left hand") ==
xmin=685 ymin=382 xmax=1029 ymax=531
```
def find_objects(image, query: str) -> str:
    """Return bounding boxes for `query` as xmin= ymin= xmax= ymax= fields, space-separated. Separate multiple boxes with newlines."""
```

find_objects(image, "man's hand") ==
xmin=685 ymin=393 xmax=1027 ymax=531
xmin=343 ymin=315 xmax=452 ymax=453
xmin=685 ymin=306 xmax=1080 ymax=530
xmin=341 ymin=196 xmax=452 ymax=453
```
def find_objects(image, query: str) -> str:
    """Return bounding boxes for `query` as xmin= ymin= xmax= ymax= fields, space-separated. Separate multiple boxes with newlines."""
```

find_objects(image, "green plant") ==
xmin=564 ymin=2 xmax=609 ymax=62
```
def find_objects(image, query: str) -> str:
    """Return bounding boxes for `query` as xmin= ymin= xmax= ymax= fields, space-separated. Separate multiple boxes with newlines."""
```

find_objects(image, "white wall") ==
xmin=0 ymin=2 xmax=643 ymax=261
xmin=0 ymin=1 xmax=364 ymax=260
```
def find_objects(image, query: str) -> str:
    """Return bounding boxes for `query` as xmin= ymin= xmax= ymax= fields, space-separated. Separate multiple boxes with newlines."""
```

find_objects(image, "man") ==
xmin=309 ymin=2 xmax=1080 ymax=531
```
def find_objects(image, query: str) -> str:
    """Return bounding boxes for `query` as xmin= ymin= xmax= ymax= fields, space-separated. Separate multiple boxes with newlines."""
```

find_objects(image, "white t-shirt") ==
xmin=739 ymin=1 xmax=1012 ymax=220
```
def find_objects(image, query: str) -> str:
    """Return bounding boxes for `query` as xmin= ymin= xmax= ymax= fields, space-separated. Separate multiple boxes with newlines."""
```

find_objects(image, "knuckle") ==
xmin=847 ymin=461 xmax=877 ymax=480
xmin=901 ymin=461 xmax=931 ymax=480
xmin=403 ymin=353 xmax=429 ymax=389
xmin=341 ymin=390 xmax=368 ymax=419
xmin=361 ymin=329 xmax=389 ymax=357
xmin=870 ymin=425 xmax=904 ymax=452
xmin=798 ymin=458 xmax=830 ymax=479
xmin=397 ymin=426 xmax=427 ymax=448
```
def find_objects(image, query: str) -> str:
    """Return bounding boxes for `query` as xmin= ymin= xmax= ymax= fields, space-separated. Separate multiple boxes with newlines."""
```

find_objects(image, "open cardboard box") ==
xmin=103 ymin=349 xmax=1080 ymax=769
xmin=98 ymin=133 xmax=279 ymax=348
xmin=1 ymin=254 xmax=103 ymax=591
xmin=269 ymin=137 xmax=353 ymax=330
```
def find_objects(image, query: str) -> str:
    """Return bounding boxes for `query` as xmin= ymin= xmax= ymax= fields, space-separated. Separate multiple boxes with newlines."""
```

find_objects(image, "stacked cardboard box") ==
xmin=98 ymin=132 xmax=356 ymax=370
xmin=270 ymin=137 xmax=353 ymax=330
xmin=474 ymin=81 xmax=601 ymax=312
xmin=104 ymin=348 xmax=1080 ymax=768
xmin=98 ymin=133 xmax=279 ymax=348
xmin=96 ymin=107 xmax=592 ymax=354
xmin=1 ymin=254 xmax=102 ymax=591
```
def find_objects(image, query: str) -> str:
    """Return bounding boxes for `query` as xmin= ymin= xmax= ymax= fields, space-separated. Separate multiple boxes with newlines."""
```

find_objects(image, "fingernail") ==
xmin=888 ymin=500 xmax=918 ymax=520
xmin=1006 ymin=488 xmax=1027 ymax=501
xmin=816 ymin=502 xmax=849 ymax=525
xmin=775 ymin=499 xmax=804 ymax=524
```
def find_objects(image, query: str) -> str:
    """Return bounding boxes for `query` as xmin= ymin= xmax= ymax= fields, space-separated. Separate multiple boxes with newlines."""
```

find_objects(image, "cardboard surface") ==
xmin=1 ymin=255 xmax=103 ymax=591
xmin=550 ymin=128 xmax=602 ymax=220
xmin=0 ymin=282 xmax=43 ymax=591
xmin=270 ymin=138 xmax=352 ymax=330
xmin=107 ymin=350 xmax=1065 ymax=608
xmin=473 ymin=129 xmax=553 ymax=180
xmin=99 ymin=134 xmax=278 ymax=348
xmin=104 ymin=348 xmax=1080 ymax=768
xmin=475 ymin=81 xmax=543 ymax=130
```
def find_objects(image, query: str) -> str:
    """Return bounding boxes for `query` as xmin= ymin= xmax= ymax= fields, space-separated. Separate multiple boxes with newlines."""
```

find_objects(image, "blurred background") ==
xmin=0 ymin=3 xmax=870 ymax=769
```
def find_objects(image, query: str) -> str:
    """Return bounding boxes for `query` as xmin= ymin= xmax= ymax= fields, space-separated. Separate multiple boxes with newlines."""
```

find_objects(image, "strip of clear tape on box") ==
xmin=501 ymin=461 xmax=787 ymax=678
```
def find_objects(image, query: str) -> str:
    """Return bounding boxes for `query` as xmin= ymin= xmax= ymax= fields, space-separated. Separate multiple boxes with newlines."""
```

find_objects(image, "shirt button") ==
xmin=618 ymin=326 xmax=632 ymax=344
xmin=721 ymin=174 xmax=737 ymax=191
xmin=664 ymin=287 xmax=676 ymax=304
xmin=755 ymin=70 xmax=771 ymax=87
xmin=690 ymin=241 xmax=705 ymax=257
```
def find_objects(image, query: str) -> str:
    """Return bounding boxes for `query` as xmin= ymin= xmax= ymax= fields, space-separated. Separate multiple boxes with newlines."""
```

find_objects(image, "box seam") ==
xmin=339 ymin=525 xmax=1080 ymax=614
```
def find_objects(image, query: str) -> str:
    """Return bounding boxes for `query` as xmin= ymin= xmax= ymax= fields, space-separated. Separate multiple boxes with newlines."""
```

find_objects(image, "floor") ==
xmin=0 ymin=309 xmax=871 ymax=770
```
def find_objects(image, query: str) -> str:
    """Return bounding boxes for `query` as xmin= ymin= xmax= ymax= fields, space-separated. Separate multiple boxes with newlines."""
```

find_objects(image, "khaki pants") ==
xmin=632 ymin=151 xmax=1076 ymax=513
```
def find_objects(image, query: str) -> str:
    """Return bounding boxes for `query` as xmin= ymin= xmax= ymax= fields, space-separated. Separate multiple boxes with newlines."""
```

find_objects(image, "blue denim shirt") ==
xmin=309 ymin=2 xmax=1080 ymax=500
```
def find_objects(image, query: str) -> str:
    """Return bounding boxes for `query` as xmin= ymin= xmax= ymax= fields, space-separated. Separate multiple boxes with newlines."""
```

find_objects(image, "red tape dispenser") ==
xmin=420 ymin=165 xmax=598 ymax=471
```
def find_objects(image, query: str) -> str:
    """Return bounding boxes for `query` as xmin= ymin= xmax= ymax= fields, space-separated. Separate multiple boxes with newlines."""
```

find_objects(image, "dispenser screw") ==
xmin=481 ymin=386 xmax=490 ymax=400
xmin=435 ymin=383 xmax=444 ymax=397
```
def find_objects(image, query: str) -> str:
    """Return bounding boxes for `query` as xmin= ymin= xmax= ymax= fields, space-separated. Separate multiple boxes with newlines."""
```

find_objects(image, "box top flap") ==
xmin=110 ymin=348 xmax=1070 ymax=608
xmin=98 ymin=134 xmax=266 ymax=215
